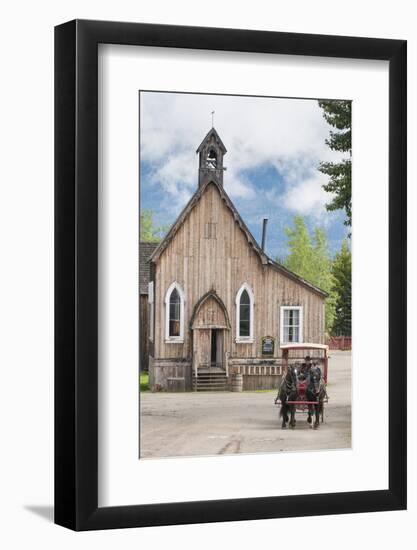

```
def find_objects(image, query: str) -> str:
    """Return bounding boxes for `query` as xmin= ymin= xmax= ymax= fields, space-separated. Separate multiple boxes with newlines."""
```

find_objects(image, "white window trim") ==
xmin=235 ymin=283 xmax=254 ymax=343
xmin=148 ymin=281 xmax=154 ymax=342
xmin=165 ymin=281 xmax=185 ymax=343
xmin=280 ymin=305 xmax=303 ymax=344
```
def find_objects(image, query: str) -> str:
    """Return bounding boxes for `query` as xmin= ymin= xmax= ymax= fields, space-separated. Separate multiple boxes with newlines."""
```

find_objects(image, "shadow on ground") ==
xmin=24 ymin=505 xmax=54 ymax=523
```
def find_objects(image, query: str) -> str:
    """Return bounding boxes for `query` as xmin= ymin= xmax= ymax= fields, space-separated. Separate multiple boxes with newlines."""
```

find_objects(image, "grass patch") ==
xmin=140 ymin=371 xmax=149 ymax=392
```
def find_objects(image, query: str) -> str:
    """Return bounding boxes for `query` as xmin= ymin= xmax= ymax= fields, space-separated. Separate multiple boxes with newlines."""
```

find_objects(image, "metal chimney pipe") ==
xmin=261 ymin=218 xmax=268 ymax=251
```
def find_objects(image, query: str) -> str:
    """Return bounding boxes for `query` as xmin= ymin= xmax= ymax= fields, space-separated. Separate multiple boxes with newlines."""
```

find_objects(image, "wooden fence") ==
xmin=327 ymin=336 xmax=352 ymax=350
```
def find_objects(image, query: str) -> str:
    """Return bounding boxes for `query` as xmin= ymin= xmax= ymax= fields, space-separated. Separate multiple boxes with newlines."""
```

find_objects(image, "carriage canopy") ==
xmin=280 ymin=342 xmax=329 ymax=353
xmin=280 ymin=342 xmax=329 ymax=383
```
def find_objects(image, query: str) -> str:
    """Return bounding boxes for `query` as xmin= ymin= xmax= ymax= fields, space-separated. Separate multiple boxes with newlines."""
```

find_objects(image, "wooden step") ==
xmin=194 ymin=384 xmax=227 ymax=391
xmin=193 ymin=375 xmax=227 ymax=380
xmin=192 ymin=374 xmax=228 ymax=391
xmin=197 ymin=370 xmax=226 ymax=374
xmin=195 ymin=375 xmax=227 ymax=381
xmin=193 ymin=386 xmax=228 ymax=392
xmin=194 ymin=380 xmax=227 ymax=386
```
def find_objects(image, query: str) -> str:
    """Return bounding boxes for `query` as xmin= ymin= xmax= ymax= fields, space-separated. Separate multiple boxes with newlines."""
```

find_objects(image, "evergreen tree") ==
xmin=331 ymin=239 xmax=352 ymax=336
xmin=140 ymin=209 xmax=169 ymax=242
xmin=318 ymin=100 xmax=352 ymax=227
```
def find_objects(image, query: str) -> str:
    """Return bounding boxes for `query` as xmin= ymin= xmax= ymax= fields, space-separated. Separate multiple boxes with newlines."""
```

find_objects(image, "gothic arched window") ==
xmin=239 ymin=290 xmax=250 ymax=336
xmin=235 ymin=284 xmax=254 ymax=343
xmin=165 ymin=282 xmax=185 ymax=342
xmin=169 ymin=288 xmax=180 ymax=336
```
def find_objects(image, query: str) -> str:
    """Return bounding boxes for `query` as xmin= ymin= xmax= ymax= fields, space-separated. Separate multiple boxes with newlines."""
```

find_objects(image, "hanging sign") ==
xmin=261 ymin=336 xmax=275 ymax=357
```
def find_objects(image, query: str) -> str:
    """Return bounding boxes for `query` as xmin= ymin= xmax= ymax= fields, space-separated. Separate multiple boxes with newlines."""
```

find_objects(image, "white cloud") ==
xmin=140 ymin=91 xmax=346 ymax=210
xmin=282 ymin=174 xmax=333 ymax=218
xmin=226 ymin=172 xmax=256 ymax=199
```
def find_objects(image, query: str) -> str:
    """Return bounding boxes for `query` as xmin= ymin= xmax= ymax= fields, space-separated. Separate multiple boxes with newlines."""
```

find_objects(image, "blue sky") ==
xmin=140 ymin=91 xmax=349 ymax=259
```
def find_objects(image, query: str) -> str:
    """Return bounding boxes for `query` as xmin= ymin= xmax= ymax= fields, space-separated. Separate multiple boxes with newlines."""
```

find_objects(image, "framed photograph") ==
xmin=55 ymin=20 xmax=406 ymax=531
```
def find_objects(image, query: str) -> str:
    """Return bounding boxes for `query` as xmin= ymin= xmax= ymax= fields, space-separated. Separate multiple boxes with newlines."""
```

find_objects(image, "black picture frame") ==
xmin=55 ymin=19 xmax=407 ymax=531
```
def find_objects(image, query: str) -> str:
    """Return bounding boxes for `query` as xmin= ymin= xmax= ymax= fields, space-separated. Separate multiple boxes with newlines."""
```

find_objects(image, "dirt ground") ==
xmin=140 ymin=350 xmax=351 ymax=458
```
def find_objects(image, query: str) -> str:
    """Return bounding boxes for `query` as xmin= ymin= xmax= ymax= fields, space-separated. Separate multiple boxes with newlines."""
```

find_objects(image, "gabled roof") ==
xmin=149 ymin=178 xmax=267 ymax=264
xmin=139 ymin=241 xmax=158 ymax=294
xmin=149 ymin=180 xmax=327 ymax=298
xmin=196 ymin=127 xmax=227 ymax=154
xmin=266 ymin=258 xmax=328 ymax=297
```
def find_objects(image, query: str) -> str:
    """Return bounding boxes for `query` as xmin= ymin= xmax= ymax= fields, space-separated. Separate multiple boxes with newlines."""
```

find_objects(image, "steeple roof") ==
xmin=196 ymin=127 xmax=227 ymax=154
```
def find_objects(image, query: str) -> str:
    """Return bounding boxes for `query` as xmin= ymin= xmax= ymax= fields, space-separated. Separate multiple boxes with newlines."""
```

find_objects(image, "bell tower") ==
xmin=196 ymin=127 xmax=227 ymax=188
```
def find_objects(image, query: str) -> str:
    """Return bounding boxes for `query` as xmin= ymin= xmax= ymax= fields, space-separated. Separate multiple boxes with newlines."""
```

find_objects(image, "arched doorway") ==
xmin=190 ymin=291 xmax=230 ymax=375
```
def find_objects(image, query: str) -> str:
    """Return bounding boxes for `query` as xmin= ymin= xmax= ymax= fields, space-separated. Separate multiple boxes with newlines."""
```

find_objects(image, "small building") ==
xmin=139 ymin=241 xmax=158 ymax=371
xmin=146 ymin=127 xmax=327 ymax=391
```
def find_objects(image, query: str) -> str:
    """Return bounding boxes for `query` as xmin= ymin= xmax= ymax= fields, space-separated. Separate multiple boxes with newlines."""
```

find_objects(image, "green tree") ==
xmin=140 ymin=209 xmax=168 ymax=242
xmin=312 ymin=227 xmax=337 ymax=332
xmin=282 ymin=216 xmax=336 ymax=333
xmin=331 ymin=239 xmax=352 ymax=336
xmin=284 ymin=216 xmax=316 ymax=283
xmin=318 ymin=100 xmax=352 ymax=227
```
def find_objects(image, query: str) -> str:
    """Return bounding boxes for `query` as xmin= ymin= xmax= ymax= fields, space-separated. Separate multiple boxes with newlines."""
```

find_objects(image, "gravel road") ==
xmin=140 ymin=350 xmax=351 ymax=458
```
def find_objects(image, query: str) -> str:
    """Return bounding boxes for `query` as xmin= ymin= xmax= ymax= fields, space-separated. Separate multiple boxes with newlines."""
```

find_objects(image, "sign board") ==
xmin=261 ymin=336 xmax=275 ymax=357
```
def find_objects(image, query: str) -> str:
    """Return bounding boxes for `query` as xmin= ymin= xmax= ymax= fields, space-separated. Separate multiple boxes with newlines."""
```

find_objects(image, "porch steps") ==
xmin=193 ymin=371 xmax=228 ymax=391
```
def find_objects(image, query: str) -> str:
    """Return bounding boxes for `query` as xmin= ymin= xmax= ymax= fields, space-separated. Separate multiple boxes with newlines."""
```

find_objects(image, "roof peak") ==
xmin=196 ymin=127 xmax=227 ymax=154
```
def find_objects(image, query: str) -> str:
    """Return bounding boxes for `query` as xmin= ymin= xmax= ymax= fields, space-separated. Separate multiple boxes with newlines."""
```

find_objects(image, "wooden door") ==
xmin=215 ymin=330 xmax=224 ymax=367
xmin=196 ymin=329 xmax=211 ymax=369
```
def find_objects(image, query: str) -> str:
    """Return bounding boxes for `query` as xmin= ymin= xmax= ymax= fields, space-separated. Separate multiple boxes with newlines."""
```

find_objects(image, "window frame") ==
xmin=148 ymin=281 xmax=154 ymax=342
xmin=204 ymin=222 xmax=217 ymax=239
xmin=280 ymin=305 xmax=303 ymax=344
xmin=165 ymin=282 xmax=185 ymax=343
xmin=235 ymin=283 xmax=254 ymax=343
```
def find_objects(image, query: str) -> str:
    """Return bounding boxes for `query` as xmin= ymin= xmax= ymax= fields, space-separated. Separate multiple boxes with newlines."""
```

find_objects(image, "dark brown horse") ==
xmin=306 ymin=365 xmax=327 ymax=429
xmin=277 ymin=364 xmax=299 ymax=429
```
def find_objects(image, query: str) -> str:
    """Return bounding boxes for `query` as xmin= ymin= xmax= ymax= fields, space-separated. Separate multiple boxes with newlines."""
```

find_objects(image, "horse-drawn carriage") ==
xmin=275 ymin=343 xmax=329 ymax=429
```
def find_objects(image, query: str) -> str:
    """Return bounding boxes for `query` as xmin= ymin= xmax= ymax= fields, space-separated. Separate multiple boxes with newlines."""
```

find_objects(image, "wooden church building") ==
xmin=145 ymin=127 xmax=327 ymax=391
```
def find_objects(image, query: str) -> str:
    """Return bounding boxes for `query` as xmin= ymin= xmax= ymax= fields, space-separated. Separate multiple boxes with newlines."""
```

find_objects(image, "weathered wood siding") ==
xmin=149 ymin=357 xmax=193 ymax=390
xmin=242 ymin=375 xmax=281 ymax=391
xmin=192 ymin=295 xmax=228 ymax=329
xmin=153 ymin=182 xmax=325 ymax=362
